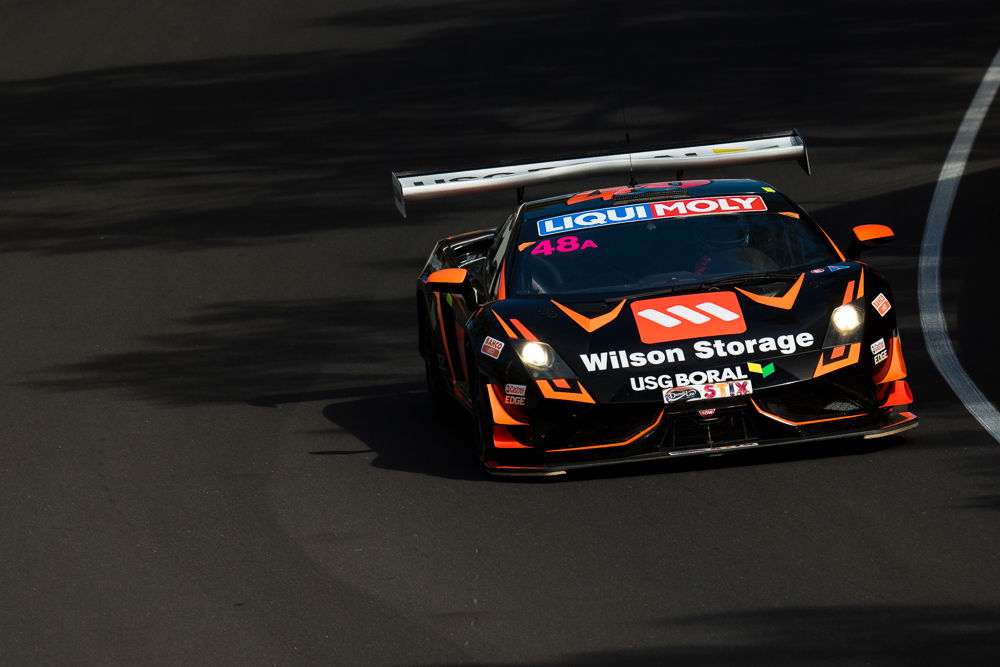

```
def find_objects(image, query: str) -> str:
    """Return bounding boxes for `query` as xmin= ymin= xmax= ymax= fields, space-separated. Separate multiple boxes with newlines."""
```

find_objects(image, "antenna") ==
xmin=622 ymin=107 xmax=636 ymax=186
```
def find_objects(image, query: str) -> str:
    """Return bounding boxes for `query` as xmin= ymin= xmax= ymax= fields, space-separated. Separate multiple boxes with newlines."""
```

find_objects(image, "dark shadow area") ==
xmin=320 ymin=392 xmax=487 ymax=481
xmin=946 ymin=165 xmax=1000 ymax=408
xmin=27 ymin=295 xmax=419 ymax=405
xmin=527 ymin=605 xmax=1000 ymax=666
xmin=1 ymin=2 xmax=998 ymax=255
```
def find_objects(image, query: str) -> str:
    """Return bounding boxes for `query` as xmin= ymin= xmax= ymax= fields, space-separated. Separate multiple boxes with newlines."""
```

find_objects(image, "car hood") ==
xmin=487 ymin=263 xmax=867 ymax=403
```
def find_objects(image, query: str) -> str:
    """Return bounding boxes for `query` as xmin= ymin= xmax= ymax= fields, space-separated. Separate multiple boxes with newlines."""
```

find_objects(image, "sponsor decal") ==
xmin=566 ymin=181 xmax=712 ymax=205
xmin=505 ymin=395 xmax=526 ymax=405
xmin=810 ymin=268 xmax=826 ymax=274
xmin=530 ymin=236 xmax=598 ymax=256
xmin=874 ymin=350 xmax=888 ymax=364
xmin=505 ymin=383 xmax=527 ymax=396
xmin=581 ymin=332 xmax=815 ymax=373
xmin=662 ymin=379 xmax=753 ymax=404
xmin=537 ymin=195 xmax=767 ymax=236
xmin=665 ymin=387 xmax=699 ymax=403
xmin=629 ymin=366 xmax=748 ymax=392
xmin=698 ymin=408 xmax=717 ymax=418
xmin=747 ymin=361 xmax=775 ymax=378
xmin=693 ymin=333 xmax=813 ymax=360
xmin=827 ymin=264 xmax=850 ymax=271
xmin=872 ymin=293 xmax=891 ymax=317
xmin=480 ymin=336 xmax=504 ymax=359
xmin=871 ymin=338 xmax=886 ymax=355
xmin=631 ymin=292 xmax=746 ymax=344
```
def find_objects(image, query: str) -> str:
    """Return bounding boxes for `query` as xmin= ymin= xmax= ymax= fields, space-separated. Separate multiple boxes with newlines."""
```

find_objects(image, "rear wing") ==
xmin=392 ymin=130 xmax=810 ymax=217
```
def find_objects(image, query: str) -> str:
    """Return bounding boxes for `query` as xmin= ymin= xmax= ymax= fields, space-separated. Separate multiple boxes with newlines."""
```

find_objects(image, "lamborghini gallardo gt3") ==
xmin=394 ymin=131 xmax=917 ymax=476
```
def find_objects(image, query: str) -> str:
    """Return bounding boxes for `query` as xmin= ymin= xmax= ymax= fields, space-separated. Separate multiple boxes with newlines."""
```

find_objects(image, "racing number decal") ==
xmin=530 ymin=236 xmax=598 ymax=256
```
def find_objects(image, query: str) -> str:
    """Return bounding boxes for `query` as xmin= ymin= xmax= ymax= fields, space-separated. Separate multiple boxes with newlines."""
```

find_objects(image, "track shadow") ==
xmin=319 ymin=391 xmax=486 ymax=481
xmin=27 ymin=295 xmax=420 ymax=405
xmin=528 ymin=604 xmax=1000 ymax=666
xmin=2 ymin=1 xmax=998 ymax=255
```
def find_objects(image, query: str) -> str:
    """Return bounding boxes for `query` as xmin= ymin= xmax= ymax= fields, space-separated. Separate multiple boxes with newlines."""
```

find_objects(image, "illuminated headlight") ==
xmin=831 ymin=304 xmax=863 ymax=333
xmin=517 ymin=341 xmax=554 ymax=370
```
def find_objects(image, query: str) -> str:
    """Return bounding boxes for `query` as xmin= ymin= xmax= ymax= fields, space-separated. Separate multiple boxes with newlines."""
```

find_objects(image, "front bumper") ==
xmin=483 ymin=368 xmax=918 ymax=476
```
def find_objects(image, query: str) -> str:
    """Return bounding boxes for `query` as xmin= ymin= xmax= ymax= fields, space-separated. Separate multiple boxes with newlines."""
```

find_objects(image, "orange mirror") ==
xmin=852 ymin=224 xmax=894 ymax=243
xmin=847 ymin=224 xmax=894 ymax=259
xmin=426 ymin=268 xmax=468 ymax=284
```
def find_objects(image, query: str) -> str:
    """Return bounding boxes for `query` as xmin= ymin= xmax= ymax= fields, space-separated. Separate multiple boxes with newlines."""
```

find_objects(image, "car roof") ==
xmin=522 ymin=179 xmax=786 ymax=222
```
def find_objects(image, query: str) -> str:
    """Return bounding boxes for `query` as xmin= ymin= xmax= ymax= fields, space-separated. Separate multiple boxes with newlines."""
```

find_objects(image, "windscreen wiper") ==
xmin=698 ymin=272 xmax=800 ymax=289
xmin=606 ymin=272 xmax=799 ymax=303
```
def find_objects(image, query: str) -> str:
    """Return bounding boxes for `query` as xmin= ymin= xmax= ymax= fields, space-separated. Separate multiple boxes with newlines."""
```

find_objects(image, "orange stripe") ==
xmin=547 ymin=410 xmax=663 ymax=452
xmin=873 ymin=337 xmax=907 ymax=383
xmin=509 ymin=318 xmax=538 ymax=341
xmin=488 ymin=385 xmax=528 ymax=426
xmin=493 ymin=424 xmax=532 ymax=448
xmin=750 ymin=398 xmax=866 ymax=426
xmin=491 ymin=312 xmax=518 ymax=339
xmin=842 ymin=280 xmax=856 ymax=305
xmin=778 ymin=211 xmax=801 ymax=219
xmin=551 ymin=299 xmax=626 ymax=332
xmin=735 ymin=273 xmax=804 ymax=310
xmin=814 ymin=342 xmax=861 ymax=377
xmin=518 ymin=242 xmax=535 ymax=252
xmin=536 ymin=379 xmax=596 ymax=404
xmin=552 ymin=378 xmax=571 ymax=389
xmin=879 ymin=380 xmax=913 ymax=407
xmin=830 ymin=345 xmax=846 ymax=360
xmin=496 ymin=262 xmax=507 ymax=300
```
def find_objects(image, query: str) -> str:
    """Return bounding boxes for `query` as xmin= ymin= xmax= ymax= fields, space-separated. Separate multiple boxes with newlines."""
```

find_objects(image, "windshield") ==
xmin=508 ymin=211 xmax=840 ymax=298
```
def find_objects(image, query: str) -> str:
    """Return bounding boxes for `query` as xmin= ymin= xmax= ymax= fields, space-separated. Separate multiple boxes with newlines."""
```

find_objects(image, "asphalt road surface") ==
xmin=2 ymin=2 xmax=1000 ymax=665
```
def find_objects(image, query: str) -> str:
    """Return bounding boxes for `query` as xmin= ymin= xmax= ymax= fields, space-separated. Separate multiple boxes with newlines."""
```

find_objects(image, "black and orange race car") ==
xmin=394 ymin=131 xmax=917 ymax=476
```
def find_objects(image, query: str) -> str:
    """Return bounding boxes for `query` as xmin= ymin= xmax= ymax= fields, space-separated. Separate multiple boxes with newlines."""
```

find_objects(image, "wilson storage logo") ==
xmin=631 ymin=292 xmax=746 ymax=344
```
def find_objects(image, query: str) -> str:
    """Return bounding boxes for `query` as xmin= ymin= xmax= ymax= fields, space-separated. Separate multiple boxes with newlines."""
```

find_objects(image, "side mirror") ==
xmin=424 ymin=268 xmax=469 ymax=294
xmin=846 ymin=224 xmax=894 ymax=260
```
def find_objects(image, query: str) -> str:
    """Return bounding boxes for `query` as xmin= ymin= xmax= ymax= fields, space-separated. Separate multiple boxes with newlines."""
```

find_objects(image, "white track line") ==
xmin=918 ymin=47 xmax=1000 ymax=443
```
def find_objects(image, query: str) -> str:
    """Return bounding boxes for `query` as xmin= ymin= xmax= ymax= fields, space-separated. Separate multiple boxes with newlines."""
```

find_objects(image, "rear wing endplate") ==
xmin=392 ymin=130 xmax=809 ymax=217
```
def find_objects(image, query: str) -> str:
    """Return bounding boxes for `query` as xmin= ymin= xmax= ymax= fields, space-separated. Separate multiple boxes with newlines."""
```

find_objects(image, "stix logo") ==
xmin=536 ymin=195 xmax=767 ymax=236
xmin=631 ymin=292 xmax=746 ymax=344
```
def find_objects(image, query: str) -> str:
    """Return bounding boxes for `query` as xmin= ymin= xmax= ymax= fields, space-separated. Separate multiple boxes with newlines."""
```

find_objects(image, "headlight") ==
xmin=517 ymin=341 xmax=554 ymax=370
xmin=831 ymin=304 xmax=862 ymax=333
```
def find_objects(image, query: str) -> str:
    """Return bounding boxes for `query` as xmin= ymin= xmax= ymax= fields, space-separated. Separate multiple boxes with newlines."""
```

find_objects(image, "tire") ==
xmin=420 ymin=320 xmax=450 ymax=417
xmin=467 ymin=358 xmax=493 ymax=465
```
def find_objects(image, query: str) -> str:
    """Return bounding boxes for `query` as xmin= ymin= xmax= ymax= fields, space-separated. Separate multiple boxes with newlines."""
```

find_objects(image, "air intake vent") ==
xmin=612 ymin=190 xmax=688 ymax=203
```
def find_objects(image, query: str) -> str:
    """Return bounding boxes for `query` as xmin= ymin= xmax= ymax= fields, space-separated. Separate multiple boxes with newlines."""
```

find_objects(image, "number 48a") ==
xmin=531 ymin=236 xmax=598 ymax=256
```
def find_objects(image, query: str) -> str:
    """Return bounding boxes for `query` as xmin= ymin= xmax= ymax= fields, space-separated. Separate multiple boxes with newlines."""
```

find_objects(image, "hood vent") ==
xmin=612 ymin=190 xmax=689 ymax=203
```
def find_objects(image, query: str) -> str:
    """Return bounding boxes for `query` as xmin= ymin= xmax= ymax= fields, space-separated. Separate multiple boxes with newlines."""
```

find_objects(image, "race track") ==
xmin=1 ymin=2 xmax=999 ymax=664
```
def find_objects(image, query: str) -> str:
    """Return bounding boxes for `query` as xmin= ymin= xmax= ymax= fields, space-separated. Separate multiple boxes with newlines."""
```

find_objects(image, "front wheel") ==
xmin=467 ymin=357 xmax=493 ymax=465
xmin=421 ymin=323 xmax=450 ymax=418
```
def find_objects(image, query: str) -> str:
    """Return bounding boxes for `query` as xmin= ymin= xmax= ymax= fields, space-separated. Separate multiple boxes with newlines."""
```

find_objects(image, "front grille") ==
xmin=662 ymin=406 xmax=756 ymax=450
xmin=531 ymin=403 xmax=663 ymax=449
xmin=753 ymin=366 xmax=876 ymax=423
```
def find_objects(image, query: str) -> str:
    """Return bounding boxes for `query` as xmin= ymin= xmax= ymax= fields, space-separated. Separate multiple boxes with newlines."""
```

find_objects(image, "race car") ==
xmin=395 ymin=131 xmax=917 ymax=476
